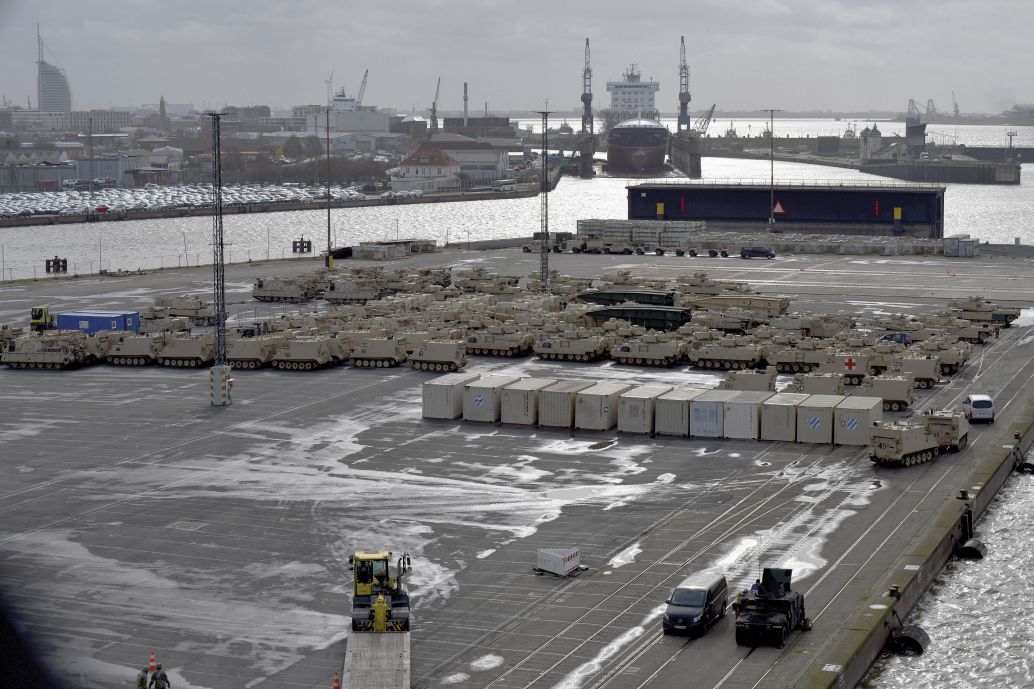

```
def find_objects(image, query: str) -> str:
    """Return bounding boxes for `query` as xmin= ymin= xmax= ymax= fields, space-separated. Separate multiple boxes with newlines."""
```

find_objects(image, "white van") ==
xmin=963 ymin=394 xmax=995 ymax=423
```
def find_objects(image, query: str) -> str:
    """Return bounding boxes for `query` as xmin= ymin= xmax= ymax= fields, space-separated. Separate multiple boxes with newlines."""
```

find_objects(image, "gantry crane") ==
xmin=677 ymin=36 xmax=691 ymax=132
xmin=430 ymin=77 xmax=441 ymax=132
xmin=356 ymin=69 xmax=369 ymax=108
xmin=578 ymin=39 xmax=594 ymax=178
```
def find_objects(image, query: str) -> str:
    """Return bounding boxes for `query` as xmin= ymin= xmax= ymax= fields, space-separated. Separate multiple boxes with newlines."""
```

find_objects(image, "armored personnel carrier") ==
xmin=610 ymin=331 xmax=687 ymax=366
xmin=324 ymin=278 xmax=381 ymax=305
xmin=409 ymin=341 xmax=467 ymax=372
xmin=916 ymin=337 xmax=971 ymax=375
xmin=137 ymin=306 xmax=191 ymax=334
xmin=1 ymin=324 xmax=25 ymax=351
xmin=252 ymin=276 xmax=320 ymax=303
xmin=918 ymin=313 xmax=993 ymax=344
xmin=898 ymin=356 xmax=941 ymax=389
xmin=688 ymin=334 xmax=765 ymax=370
xmin=2 ymin=330 xmax=91 ymax=369
xmin=948 ymin=296 xmax=1021 ymax=326
xmin=924 ymin=410 xmax=970 ymax=452
xmin=228 ymin=334 xmax=284 ymax=369
xmin=787 ymin=373 xmax=845 ymax=395
xmin=108 ymin=333 xmax=170 ymax=366
xmin=868 ymin=341 xmax=906 ymax=375
xmin=466 ymin=324 xmax=535 ymax=356
xmin=271 ymin=335 xmax=337 ymax=370
xmin=858 ymin=374 xmax=915 ymax=411
xmin=735 ymin=568 xmax=811 ymax=648
xmin=157 ymin=333 xmax=216 ymax=368
xmin=674 ymin=271 xmax=752 ymax=296
xmin=767 ymin=337 xmax=828 ymax=373
xmin=869 ymin=421 xmax=942 ymax=467
xmin=153 ymin=295 xmax=217 ymax=325
xmin=719 ymin=366 xmax=777 ymax=391
xmin=690 ymin=308 xmax=766 ymax=334
xmin=534 ymin=327 xmax=613 ymax=362
xmin=349 ymin=337 xmax=409 ymax=368
xmin=768 ymin=313 xmax=853 ymax=339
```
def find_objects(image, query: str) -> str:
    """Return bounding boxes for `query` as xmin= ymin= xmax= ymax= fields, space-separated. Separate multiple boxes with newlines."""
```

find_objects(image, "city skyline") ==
xmin=1 ymin=0 xmax=1033 ymax=115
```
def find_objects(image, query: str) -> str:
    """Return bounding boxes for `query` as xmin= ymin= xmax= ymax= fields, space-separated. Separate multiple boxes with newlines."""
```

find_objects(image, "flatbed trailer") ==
xmin=342 ymin=632 xmax=410 ymax=689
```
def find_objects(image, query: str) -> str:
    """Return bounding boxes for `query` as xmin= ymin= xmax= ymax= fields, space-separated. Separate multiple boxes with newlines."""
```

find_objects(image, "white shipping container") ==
xmin=797 ymin=394 xmax=846 ymax=444
xmin=618 ymin=385 xmax=673 ymax=434
xmin=834 ymin=396 xmax=884 ymax=446
xmin=761 ymin=393 xmax=810 ymax=442
xmin=501 ymin=378 xmax=558 ymax=425
xmin=723 ymin=391 xmax=774 ymax=439
xmin=463 ymin=375 xmax=522 ymax=422
xmin=691 ymin=390 xmax=740 ymax=438
xmin=422 ymin=373 xmax=481 ymax=419
xmin=576 ymin=382 xmax=635 ymax=431
xmin=655 ymin=388 xmax=708 ymax=436
xmin=536 ymin=547 xmax=581 ymax=576
xmin=539 ymin=380 xmax=595 ymax=428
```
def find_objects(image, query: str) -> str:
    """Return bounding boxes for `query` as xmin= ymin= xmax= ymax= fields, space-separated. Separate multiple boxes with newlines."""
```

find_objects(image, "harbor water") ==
xmin=0 ymin=156 xmax=1032 ymax=281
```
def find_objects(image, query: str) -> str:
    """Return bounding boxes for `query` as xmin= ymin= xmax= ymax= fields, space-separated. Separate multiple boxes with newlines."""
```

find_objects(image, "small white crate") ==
xmin=536 ymin=547 xmax=581 ymax=576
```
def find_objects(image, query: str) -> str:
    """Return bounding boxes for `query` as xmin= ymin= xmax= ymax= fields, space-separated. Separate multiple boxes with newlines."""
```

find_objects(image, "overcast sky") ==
xmin=1 ymin=0 xmax=1031 ymax=115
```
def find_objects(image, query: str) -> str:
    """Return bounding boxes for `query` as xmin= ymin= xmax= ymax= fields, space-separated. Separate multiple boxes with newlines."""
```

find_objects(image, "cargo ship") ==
xmin=607 ymin=119 xmax=669 ymax=173
xmin=603 ymin=65 xmax=668 ymax=174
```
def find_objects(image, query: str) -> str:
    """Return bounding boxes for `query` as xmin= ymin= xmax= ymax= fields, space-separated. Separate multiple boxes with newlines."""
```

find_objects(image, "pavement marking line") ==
xmin=0 ymin=371 xmax=419 ymax=541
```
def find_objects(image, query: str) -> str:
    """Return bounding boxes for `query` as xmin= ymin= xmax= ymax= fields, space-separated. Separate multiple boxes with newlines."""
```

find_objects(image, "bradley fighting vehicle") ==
xmin=735 ymin=568 xmax=811 ymax=648
xmin=2 ymin=330 xmax=91 ymax=369
xmin=534 ymin=326 xmax=613 ymax=362
xmin=466 ymin=324 xmax=536 ymax=356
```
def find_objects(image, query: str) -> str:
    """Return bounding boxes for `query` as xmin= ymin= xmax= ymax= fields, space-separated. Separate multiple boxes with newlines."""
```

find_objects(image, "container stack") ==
xmin=422 ymin=373 xmax=481 ymax=419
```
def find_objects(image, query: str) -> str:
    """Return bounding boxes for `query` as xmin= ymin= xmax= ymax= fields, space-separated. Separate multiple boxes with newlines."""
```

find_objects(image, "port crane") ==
xmin=926 ymin=99 xmax=937 ymax=116
xmin=356 ymin=69 xmax=369 ymax=108
xmin=577 ymin=38 xmax=594 ymax=178
xmin=429 ymin=77 xmax=441 ymax=132
xmin=694 ymin=103 xmax=716 ymax=136
xmin=677 ymin=36 xmax=691 ymax=132
xmin=324 ymin=70 xmax=334 ymax=106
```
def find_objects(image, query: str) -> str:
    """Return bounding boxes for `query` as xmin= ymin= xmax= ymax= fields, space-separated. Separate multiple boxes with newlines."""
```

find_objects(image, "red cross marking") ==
xmin=844 ymin=358 xmax=857 ymax=370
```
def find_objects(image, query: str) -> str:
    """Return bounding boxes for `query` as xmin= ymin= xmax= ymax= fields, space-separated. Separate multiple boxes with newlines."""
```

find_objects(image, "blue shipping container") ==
xmin=55 ymin=310 xmax=140 ymax=334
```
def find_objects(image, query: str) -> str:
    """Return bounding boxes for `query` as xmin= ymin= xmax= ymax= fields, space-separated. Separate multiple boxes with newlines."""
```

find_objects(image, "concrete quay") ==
xmin=1 ymin=248 xmax=1033 ymax=689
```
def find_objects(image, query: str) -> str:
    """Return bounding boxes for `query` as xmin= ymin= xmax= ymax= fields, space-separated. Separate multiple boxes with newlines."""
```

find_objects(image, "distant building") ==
xmin=390 ymin=145 xmax=460 ymax=192
xmin=292 ymin=104 xmax=326 ymax=118
xmin=69 ymin=110 xmax=133 ymax=134
xmin=426 ymin=134 xmax=514 ymax=186
xmin=36 ymin=29 xmax=72 ymax=112
xmin=12 ymin=110 xmax=68 ymax=131
xmin=442 ymin=116 xmax=520 ymax=139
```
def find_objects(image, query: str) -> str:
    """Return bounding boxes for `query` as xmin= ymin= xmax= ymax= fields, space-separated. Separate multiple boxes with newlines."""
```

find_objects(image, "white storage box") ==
xmin=761 ymin=393 xmax=810 ymax=442
xmin=463 ymin=375 xmax=522 ymax=422
xmin=655 ymin=388 xmax=708 ymax=437
xmin=722 ymin=391 xmax=773 ymax=439
xmin=539 ymin=380 xmax=595 ymax=428
xmin=835 ymin=396 xmax=884 ymax=446
xmin=422 ymin=373 xmax=481 ymax=419
xmin=576 ymin=382 xmax=635 ymax=431
xmin=691 ymin=390 xmax=740 ymax=438
xmin=618 ymin=385 xmax=673 ymax=434
xmin=501 ymin=378 xmax=558 ymax=425
xmin=536 ymin=547 xmax=581 ymax=576
xmin=797 ymin=394 xmax=846 ymax=444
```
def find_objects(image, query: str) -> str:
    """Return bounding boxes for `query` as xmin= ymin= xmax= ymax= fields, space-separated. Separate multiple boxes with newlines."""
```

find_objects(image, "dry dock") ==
xmin=1 ymin=249 xmax=1033 ymax=689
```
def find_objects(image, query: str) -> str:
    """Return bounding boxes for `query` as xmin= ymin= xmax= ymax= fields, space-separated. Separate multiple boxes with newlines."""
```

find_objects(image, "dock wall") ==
xmin=798 ymin=398 xmax=1034 ymax=689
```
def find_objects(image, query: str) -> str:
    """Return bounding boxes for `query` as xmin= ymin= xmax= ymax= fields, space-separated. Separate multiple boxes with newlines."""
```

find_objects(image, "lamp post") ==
xmin=762 ymin=108 xmax=782 ymax=232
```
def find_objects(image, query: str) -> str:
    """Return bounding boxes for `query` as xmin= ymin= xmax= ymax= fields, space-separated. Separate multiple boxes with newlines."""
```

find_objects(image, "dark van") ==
xmin=662 ymin=572 xmax=728 ymax=635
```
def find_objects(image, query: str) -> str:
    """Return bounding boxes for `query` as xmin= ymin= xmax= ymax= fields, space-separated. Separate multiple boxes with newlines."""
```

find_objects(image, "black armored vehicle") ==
xmin=734 ymin=568 xmax=811 ymax=647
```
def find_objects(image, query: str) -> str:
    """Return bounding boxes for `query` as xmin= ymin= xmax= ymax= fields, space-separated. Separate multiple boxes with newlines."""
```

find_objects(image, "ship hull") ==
xmin=606 ymin=123 xmax=669 ymax=173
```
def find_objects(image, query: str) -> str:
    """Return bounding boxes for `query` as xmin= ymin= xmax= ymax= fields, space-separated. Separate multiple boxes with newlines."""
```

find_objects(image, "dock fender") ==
xmin=956 ymin=539 xmax=987 ymax=560
xmin=1017 ymin=462 xmax=1034 ymax=474
xmin=889 ymin=625 xmax=930 ymax=655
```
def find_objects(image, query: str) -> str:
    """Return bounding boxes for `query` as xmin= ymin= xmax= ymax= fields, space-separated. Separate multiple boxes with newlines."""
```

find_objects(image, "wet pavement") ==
xmin=1 ymin=249 xmax=1034 ymax=689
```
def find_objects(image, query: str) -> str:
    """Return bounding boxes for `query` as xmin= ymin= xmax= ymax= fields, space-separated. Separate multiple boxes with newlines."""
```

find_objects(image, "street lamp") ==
xmin=762 ymin=108 xmax=783 ymax=232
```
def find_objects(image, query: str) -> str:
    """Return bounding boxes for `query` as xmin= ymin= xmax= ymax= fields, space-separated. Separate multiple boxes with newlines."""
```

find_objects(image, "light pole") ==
xmin=181 ymin=231 xmax=188 ymax=264
xmin=266 ymin=226 xmax=270 ymax=261
xmin=762 ymin=108 xmax=783 ymax=232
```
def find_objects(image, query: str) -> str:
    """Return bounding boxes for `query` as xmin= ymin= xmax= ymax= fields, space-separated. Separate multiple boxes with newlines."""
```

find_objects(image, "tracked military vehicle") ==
xmin=409 ymin=341 xmax=467 ymax=372
xmin=869 ymin=421 xmax=942 ymax=467
xmin=153 ymin=295 xmax=217 ymax=325
xmin=918 ymin=313 xmax=993 ymax=344
xmin=271 ymin=335 xmax=337 ymax=370
xmin=924 ymin=410 xmax=970 ymax=452
xmin=948 ymin=296 xmax=1021 ymax=326
xmin=787 ymin=373 xmax=846 ymax=395
xmin=466 ymin=324 xmax=535 ymax=356
xmin=688 ymin=335 xmax=765 ymax=370
xmin=349 ymin=337 xmax=408 ymax=368
xmin=858 ymin=374 xmax=915 ymax=411
xmin=768 ymin=337 xmax=827 ymax=373
xmin=534 ymin=326 xmax=613 ymax=362
xmin=610 ymin=331 xmax=687 ymax=366
xmin=228 ymin=334 xmax=284 ymax=369
xmin=2 ymin=330 xmax=91 ymax=369
xmin=735 ymin=568 xmax=811 ymax=648
xmin=719 ymin=367 xmax=777 ymax=392
xmin=108 ymin=333 xmax=169 ymax=366
xmin=916 ymin=337 xmax=971 ymax=375
xmin=324 ymin=278 xmax=381 ymax=305
xmin=157 ymin=333 xmax=216 ymax=368
xmin=252 ymin=276 xmax=320 ymax=302
xmin=898 ymin=356 xmax=941 ymax=389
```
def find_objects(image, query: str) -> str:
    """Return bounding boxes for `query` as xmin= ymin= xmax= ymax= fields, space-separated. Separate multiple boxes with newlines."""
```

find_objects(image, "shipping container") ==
xmin=422 ymin=373 xmax=481 ymax=419
xmin=55 ymin=310 xmax=140 ymax=334
xmin=723 ymin=391 xmax=774 ymax=439
xmin=576 ymin=382 xmax=635 ymax=431
xmin=691 ymin=390 xmax=740 ymax=438
xmin=501 ymin=378 xmax=558 ymax=425
xmin=618 ymin=385 xmax=673 ymax=434
xmin=536 ymin=547 xmax=581 ymax=576
xmin=655 ymin=388 xmax=708 ymax=436
xmin=760 ymin=393 xmax=810 ymax=442
xmin=463 ymin=375 xmax=523 ymax=422
xmin=539 ymin=380 xmax=595 ymax=428
xmin=797 ymin=394 xmax=846 ymax=444
xmin=834 ymin=396 xmax=884 ymax=446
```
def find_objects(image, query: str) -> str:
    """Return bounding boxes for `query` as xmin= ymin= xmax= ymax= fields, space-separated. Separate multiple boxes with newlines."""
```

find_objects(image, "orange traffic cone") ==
xmin=332 ymin=671 xmax=342 ymax=689
xmin=149 ymin=650 xmax=157 ymax=672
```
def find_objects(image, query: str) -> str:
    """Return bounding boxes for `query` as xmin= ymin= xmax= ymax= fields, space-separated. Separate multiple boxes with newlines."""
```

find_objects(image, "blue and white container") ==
xmin=55 ymin=310 xmax=140 ymax=334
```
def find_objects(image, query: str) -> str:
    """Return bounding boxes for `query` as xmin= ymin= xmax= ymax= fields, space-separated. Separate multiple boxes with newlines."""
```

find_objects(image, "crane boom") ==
xmin=430 ymin=77 xmax=441 ymax=132
xmin=356 ymin=69 xmax=368 ymax=108
xmin=580 ymin=38 xmax=593 ymax=137
xmin=677 ymin=36 xmax=691 ymax=132
xmin=694 ymin=104 xmax=716 ymax=136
